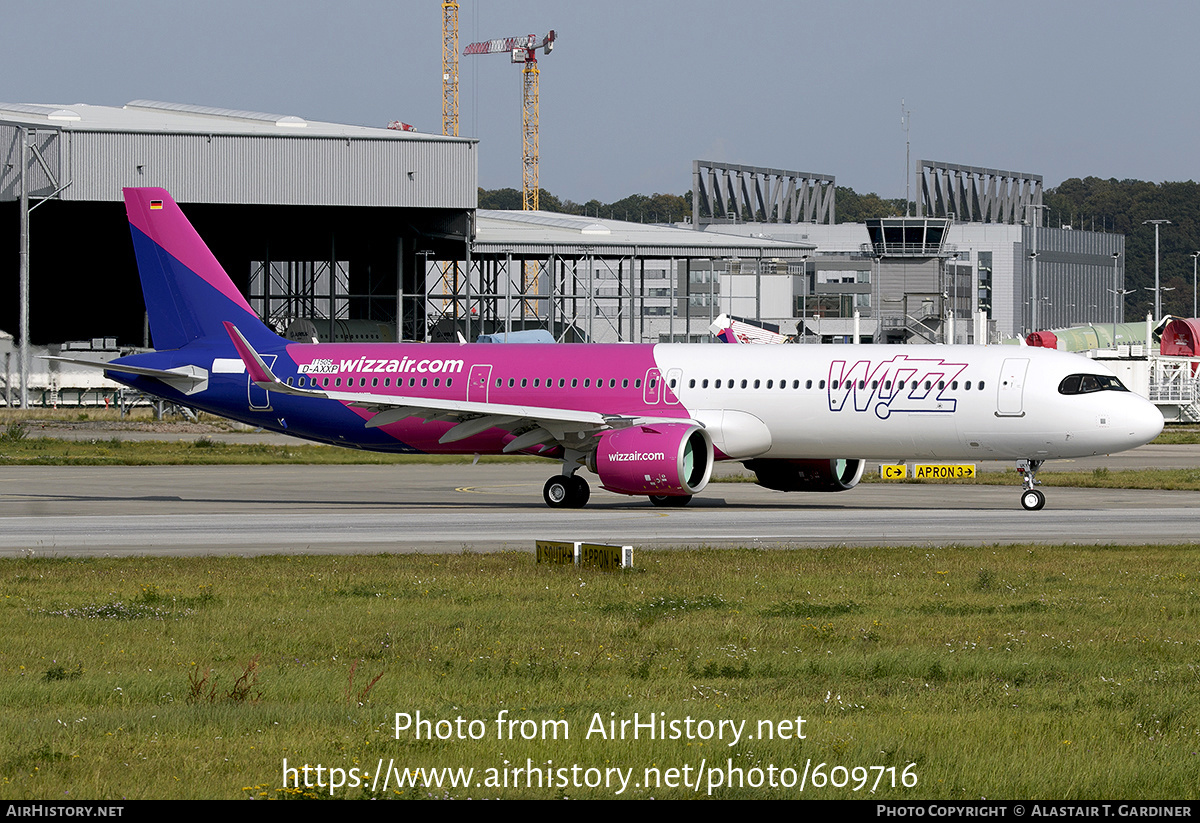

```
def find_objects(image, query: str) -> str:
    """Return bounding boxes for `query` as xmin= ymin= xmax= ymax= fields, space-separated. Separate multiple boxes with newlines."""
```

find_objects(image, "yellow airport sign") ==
xmin=912 ymin=464 xmax=976 ymax=479
xmin=579 ymin=543 xmax=633 ymax=570
xmin=536 ymin=541 xmax=633 ymax=569
xmin=535 ymin=540 xmax=577 ymax=565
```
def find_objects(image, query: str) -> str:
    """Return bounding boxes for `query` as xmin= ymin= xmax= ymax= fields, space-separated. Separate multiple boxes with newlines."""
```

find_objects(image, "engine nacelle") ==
xmin=744 ymin=458 xmax=865 ymax=492
xmin=590 ymin=423 xmax=713 ymax=497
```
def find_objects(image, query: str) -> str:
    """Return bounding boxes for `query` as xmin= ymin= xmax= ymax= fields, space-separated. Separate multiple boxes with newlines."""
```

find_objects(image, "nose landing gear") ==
xmin=1017 ymin=459 xmax=1045 ymax=510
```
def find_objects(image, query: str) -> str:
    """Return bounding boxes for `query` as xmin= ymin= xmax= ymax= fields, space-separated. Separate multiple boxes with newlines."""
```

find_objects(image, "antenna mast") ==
xmin=901 ymin=99 xmax=911 ymax=216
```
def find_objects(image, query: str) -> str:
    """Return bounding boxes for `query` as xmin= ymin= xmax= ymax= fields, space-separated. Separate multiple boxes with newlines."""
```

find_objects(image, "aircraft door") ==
xmin=248 ymin=354 xmax=277 ymax=410
xmin=996 ymin=358 xmax=1029 ymax=417
xmin=468 ymin=364 xmax=492 ymax=403
xmin=643 ymin=368 xmax=662 ymax=405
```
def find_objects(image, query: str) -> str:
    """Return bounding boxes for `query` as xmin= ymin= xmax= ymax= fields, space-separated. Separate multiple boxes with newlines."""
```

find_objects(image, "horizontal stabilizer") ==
xmin=42 ymin=356 xmax=209 ymax=396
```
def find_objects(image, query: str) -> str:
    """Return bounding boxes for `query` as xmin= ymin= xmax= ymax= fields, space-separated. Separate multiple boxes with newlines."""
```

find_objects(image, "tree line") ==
xmin=477 ymin=186 xmax=907 ymax=225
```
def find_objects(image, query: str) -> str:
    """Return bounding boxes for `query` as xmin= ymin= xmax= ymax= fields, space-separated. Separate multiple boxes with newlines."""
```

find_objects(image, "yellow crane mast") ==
xmin=442 ymin=2 xmax=459 ymax=137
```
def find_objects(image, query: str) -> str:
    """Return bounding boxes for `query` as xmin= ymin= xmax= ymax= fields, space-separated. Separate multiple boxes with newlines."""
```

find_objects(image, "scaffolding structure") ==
xmin=401 ymin=211 xmax=815 ymax=344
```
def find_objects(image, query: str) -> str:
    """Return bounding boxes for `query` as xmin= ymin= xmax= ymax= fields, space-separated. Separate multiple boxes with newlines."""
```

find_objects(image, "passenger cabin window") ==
xmin=1058 ymin=374 xmax=1129 ymax=395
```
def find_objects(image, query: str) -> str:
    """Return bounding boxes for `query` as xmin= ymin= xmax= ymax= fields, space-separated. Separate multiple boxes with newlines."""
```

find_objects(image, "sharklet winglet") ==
xmin=223 ymin=322 xmax=277 ymax=384
xmin=222 ymin=321 xmax=328 ymax=399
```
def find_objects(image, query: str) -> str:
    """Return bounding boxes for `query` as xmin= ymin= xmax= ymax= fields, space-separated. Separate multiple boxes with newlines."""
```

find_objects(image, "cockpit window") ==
xmin=1058 ymin=373 xmax=1129 ymax=395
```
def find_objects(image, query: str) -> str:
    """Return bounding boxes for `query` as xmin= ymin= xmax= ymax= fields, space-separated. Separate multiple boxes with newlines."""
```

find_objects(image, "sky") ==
xmin=5 ymin=0 xmax=1199 ymax=205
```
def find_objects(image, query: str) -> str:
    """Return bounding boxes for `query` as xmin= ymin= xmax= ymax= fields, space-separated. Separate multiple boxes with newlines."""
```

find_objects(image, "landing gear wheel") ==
xmin=649 ymin=494 xmax=692 ymax=507
xmin=569 ymin=476 xmax=590 ymax=508
xmin=1016 ymin=459 xmax=1046 ymax=511
xmin=543 ymin=476 xmax=571 ymax=508
xmin=544 ymin=475 xmax=590 ymax=509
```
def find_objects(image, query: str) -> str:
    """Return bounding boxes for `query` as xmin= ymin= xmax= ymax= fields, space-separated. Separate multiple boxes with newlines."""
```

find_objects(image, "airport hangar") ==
xmin=0 ymin=100 xmax=479 ymax=405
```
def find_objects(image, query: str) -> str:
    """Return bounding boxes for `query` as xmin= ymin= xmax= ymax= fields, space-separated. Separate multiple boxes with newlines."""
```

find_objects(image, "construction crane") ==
xmin=464 ymin=30 xmax=555 ymax=211
xmin=442 ymin=1 xmax=458 ymax=137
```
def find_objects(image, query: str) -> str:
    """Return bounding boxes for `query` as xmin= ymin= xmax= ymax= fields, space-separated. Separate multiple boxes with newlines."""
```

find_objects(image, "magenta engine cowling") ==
xmin=590 ymin=423 xmax=714 ymax=497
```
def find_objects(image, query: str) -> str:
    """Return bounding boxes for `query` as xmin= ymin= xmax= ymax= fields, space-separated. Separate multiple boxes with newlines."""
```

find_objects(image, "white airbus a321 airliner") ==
xmin=52 ymin=188 xmax=1164 ymax=511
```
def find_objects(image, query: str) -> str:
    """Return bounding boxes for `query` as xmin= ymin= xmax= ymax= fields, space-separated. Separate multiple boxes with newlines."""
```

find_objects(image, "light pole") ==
xmin=1145 ymin=285 xmax=1175 ymax=320
xmin=1111 ymin=251 xmax=1122 ymax=342
xmin=1026 ymin=204 xmax=1048 ymax=333
xmin=1143 ymin=219 xmax=1171 ymax=319
xmin=1192 ymin=251 xmax=1199 ymax=318
xmin=798 ymin=255 xmax=809 ymax=343
xmin=873 ymin=255 xmax=883 ymax=344
xmin=1108 ymin=288 xmax=1133 ymax=345
xmin=1029 ymin=251 xmax=1040 ymax=332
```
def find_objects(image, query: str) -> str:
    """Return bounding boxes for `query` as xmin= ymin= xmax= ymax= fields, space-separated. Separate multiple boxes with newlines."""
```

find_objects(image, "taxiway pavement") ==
xmin=1 ymin=449 xmax=1197 ymax=555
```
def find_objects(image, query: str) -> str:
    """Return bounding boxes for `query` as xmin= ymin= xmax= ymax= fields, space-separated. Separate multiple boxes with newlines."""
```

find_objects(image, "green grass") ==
xmin=0 ymin=430 xmax=540 ymax=466
xmin=1 ymin=547 xmax=1197 ymax=799
xmin=1151 ymin=427 xmax=1200 ymax=445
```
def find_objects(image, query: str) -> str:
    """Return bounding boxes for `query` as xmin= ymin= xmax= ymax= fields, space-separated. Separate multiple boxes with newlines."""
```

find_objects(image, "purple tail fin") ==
xmin=124 ymin=188 xmax=277 ymax=350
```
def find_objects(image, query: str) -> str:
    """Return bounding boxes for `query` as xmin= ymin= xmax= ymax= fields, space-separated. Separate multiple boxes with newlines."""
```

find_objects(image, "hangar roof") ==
xmin=474 ymin=209 xmax=816 ymax=259
xmin=0 ymin=100 xmax=452 ymax=141
xmin=0 ymin=100 xmax=476 ymax=208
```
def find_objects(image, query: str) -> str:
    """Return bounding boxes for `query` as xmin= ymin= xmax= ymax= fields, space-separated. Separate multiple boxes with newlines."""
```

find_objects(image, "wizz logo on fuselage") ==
xmin=828 ymin=355 xmax=968 ymax=419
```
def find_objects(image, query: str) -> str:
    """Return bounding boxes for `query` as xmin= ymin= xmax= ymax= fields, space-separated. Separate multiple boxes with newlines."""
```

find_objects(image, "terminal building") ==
xmin=690 ymin=159 xmax=1125 ymax=344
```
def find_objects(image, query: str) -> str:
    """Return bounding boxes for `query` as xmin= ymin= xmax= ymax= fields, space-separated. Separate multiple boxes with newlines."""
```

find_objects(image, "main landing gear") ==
xmin=1016 ymin=459 xmax=1045 ymax=511
xmin=543 ymin=474 xmax=590 ymax=509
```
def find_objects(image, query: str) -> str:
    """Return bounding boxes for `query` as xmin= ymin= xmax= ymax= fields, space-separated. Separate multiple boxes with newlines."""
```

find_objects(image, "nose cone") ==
xmin=1128 ymin=396 xmax=1165 ymax=446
